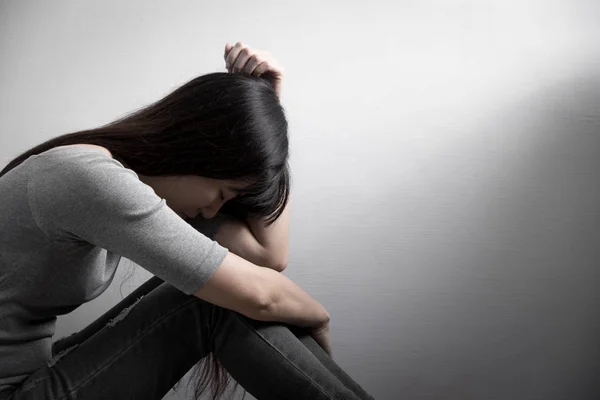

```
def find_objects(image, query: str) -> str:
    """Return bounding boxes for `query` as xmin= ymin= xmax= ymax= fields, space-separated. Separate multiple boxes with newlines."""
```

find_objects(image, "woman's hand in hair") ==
xmin=224 ymin=42 xmax=284 ymax=99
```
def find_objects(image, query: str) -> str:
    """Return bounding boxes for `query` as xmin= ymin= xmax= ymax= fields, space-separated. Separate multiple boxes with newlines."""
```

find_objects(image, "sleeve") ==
xmin=26 ymin=149 xmax=229 ymax=295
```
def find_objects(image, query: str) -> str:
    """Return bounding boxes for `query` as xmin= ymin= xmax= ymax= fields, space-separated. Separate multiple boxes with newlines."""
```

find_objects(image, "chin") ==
xmin=176 ymin=211 xmax=187 ymax=219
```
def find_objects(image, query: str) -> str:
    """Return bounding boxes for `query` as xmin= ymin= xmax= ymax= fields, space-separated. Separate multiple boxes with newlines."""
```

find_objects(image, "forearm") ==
xmin=246 ymin=199 xmax=290 ymax=267
xmin=214 ymin=218 xmax=271 ymax=267
xmin=256 ymin=267 xmax=330 ymax=328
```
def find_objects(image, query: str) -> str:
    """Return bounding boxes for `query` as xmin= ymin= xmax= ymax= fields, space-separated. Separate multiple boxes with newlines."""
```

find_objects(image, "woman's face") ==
xmin=138 ymin=174 xmax=250 ymax=220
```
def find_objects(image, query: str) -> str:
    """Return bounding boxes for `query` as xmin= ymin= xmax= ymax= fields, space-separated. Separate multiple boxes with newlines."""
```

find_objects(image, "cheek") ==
xmin=189 ymin=191 xmax=216 ymax=207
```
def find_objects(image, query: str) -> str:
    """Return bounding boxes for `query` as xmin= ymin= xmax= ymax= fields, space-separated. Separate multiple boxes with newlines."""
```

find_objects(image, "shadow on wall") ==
xmin=302 ymin=67 xmax=600 ymax=400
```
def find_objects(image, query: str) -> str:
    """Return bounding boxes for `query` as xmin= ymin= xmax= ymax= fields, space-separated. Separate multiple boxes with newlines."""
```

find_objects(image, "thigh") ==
xmin=9 ymin=280 xmax=218 ymax=400
xmin=51 ymin=276 xmax=165 ymax=356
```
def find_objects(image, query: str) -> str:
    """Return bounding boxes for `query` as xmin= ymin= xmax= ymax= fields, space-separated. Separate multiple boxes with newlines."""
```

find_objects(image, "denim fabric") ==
xmin=0 ymin=276 xmax=375 ymax=400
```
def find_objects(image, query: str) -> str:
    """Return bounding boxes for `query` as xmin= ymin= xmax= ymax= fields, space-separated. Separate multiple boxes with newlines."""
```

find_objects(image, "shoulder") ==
xmin=28 ymin=144 xmax=149 ymax=225
xmin=32 ymin=144 xmax=120 ymax=175
xmin=52 ymin=144 xmax=113 ymax=159
xmin=30 ymin=144 xmax=131 ymax=192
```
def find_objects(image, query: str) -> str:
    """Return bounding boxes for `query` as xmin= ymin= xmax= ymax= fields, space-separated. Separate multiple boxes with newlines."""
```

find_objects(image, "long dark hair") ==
xmin=0 ymin=72 xmax=290 ymax=400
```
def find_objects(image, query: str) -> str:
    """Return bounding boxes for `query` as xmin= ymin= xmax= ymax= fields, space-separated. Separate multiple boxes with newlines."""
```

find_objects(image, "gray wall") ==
xmin=1 ymin=1 xmax=599 ymax=399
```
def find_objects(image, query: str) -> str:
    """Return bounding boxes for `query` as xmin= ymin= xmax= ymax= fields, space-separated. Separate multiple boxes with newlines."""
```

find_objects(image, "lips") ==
xmin=178 ymin=209 xmax=203 ymax=219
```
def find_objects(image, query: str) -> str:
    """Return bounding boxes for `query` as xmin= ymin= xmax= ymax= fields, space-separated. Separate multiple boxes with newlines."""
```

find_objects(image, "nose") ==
xmin=198 ymin=196 xmax=226 ymax=219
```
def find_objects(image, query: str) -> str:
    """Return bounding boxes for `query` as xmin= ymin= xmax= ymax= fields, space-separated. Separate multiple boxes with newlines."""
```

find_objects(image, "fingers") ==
xmin=224 ymin=42 xmax=233 ymax=59
xmin=224 ymin=42 xmax=272 ymax=76
xmin=223 ymin=42 xmax=283 ymax=100
xmin=224 ymin=42 xmax=241 ymax=71
xmin=242 ymin=55 xmax=263 ymax=75
xmin=225 ymin=42 xmax=252 ymax=73
xmin=250 ymin=61 xmax=269 ymax=77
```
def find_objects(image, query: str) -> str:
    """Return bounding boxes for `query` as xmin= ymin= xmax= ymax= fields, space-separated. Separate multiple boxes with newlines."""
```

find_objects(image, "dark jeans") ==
xmin=0 ymin=276 xmax=375 ymax=400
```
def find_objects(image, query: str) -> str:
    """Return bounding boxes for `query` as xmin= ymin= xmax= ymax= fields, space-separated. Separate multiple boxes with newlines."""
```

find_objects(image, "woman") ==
xmin=0 ymin=42 xmax=375 ymax=400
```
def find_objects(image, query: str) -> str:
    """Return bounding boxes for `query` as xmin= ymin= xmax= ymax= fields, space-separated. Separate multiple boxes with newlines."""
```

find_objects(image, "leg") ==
xmin=285 ymin=324 xmax=375 ymax=400
xmin=8 ymin=278 xmax=374 ymax=400
xmin=50 ymin=276 xmax=165 ymax=357
xmin=9 ymin=278 xmax=215 ymax=399
xmin=53 ymin=277 xmax=373 ymax=399
xmin=226 ymin=315 xmax=376 ymax=400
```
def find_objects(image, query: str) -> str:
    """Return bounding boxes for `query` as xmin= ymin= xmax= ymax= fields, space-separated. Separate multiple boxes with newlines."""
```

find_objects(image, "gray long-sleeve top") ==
xmin=0 ymin=145 xmax=230 ymax=390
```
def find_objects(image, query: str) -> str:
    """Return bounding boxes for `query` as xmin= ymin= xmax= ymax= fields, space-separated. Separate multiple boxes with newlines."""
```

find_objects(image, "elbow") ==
xmin=270 ymin=255 xmax=288 ymax=272
xmin=275 ymin=262 xmax=287 ymax=272
xmin=252 ymin=269 xmax=277 ymax=321
xmin=263 ymin=249 xmax=288 ymax=272
xmin=254 ymin=292 xmax=273 ymax=318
